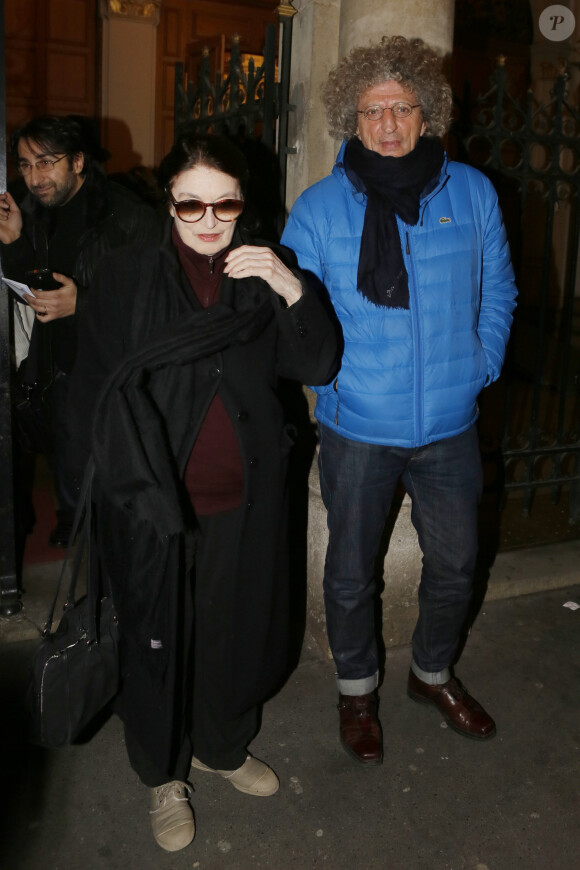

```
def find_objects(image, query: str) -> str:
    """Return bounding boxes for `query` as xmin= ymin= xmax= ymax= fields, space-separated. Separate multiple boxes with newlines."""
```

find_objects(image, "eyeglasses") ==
xmin=16 ymin=154 xmax=69 ymax=175
xmin=357 ymin=103 xmax=420 ymax=121
xmin=167 ymin=190 xmax=244 ymax=223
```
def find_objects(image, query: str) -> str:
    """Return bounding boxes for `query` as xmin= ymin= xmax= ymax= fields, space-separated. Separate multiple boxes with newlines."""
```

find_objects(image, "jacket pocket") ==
xmin=280 ymin=423 xmax=298 ymax=456
xmin=471 ymin=335 xmax=491 ymax=394
xmin=332 ymin=378 xmax=339 ymax=425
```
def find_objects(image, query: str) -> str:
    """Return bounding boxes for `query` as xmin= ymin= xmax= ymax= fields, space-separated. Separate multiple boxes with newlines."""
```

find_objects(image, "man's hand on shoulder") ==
xmin=0 ymin=192 xmax=23 ymax=245
xmin=28 ymin=273 xmax=78 ymax=322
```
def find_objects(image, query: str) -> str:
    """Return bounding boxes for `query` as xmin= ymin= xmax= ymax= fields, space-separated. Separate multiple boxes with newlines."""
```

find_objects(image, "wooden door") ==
xmin=4 ymin=0 xmax=99 ymax=177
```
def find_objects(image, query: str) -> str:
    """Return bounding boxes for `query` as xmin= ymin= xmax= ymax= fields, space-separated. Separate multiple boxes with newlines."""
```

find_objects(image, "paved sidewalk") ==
xmin=1 ymin=583 xmax=579 ymax=870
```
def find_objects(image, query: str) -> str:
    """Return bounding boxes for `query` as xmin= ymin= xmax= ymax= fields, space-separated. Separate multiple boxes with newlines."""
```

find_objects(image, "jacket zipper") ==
xmin=333 ymin=378 xmax=339 ymax=425
xmin=403 ymin=226 xmax=424 ymax=442
xmin=398 ymin=171 xmax=449 ymax=440
xmin=208 ymin=256 xmax=214 ymax=274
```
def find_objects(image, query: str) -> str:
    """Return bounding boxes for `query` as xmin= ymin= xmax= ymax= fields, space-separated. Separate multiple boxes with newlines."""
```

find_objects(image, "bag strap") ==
xmin=41 ymin=456 xmax=96 ymax=637
xmin=82 ymin=475 xmax=100 ymax=645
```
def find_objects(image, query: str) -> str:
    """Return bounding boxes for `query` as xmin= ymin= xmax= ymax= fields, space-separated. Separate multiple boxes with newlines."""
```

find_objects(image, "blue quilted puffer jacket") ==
xmin=281 ymin=142 xmax=518 ymax=447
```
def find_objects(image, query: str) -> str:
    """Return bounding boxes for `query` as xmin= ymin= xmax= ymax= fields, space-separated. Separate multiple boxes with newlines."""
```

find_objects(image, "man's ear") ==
xmin=72 ymin=152 xmax=85 ymax=175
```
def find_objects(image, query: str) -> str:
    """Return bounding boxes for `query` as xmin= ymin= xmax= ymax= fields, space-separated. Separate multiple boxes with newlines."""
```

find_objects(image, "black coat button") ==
xmin=237 ymin=411 xmax=248 ymax=422
xmin=246 ymin=499 xmax=254 ymax=509
xmin=249 ymin=456 xmax=258 ymax=467
xmin=208 ymin=366 xmax=221 ymax=378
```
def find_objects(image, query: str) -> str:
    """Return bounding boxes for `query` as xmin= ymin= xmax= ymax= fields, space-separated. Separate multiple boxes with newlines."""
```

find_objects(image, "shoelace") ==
xmin=443 ymin=678 xmax=471 ymax=703
xmin=339 ymin=697 xmax=377 ymax=718
xmin=150 ymin=781 xmax=192 ymax=812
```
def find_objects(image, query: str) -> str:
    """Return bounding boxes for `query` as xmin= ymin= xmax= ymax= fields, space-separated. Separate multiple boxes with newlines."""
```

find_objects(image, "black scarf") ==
xmin=91 ymin=300 xmax=274 ymax=537
xmin=344 ymin=136 xmax=444 ymax=308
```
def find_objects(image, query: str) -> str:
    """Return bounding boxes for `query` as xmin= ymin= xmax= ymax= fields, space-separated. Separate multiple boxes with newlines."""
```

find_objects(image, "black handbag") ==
xmin=27 ymin=458 xmax=120 ymax=748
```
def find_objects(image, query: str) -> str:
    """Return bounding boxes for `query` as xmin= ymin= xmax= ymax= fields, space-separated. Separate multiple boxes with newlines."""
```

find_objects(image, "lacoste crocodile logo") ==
xmin=439 ymin=216 xmax=452 ymax=224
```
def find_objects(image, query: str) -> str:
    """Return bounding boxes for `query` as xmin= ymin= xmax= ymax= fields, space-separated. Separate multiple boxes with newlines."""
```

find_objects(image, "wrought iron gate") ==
xmin=455 ymin=59 xmax=580 ymax=524
xmin=173 ymin=10 xmax=296 ymax=236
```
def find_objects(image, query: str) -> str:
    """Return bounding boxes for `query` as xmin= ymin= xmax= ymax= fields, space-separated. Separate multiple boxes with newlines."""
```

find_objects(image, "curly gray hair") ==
xmin=322 ymin=35 xmax=452 ymax=140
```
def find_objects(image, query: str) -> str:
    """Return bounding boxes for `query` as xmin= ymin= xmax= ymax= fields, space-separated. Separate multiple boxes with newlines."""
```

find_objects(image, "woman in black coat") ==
xmin=67 ymin=133 xmax=340 ymax=853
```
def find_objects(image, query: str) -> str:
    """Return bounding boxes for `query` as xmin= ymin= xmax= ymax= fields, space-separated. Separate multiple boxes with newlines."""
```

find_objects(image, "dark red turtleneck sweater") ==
xmin=173 ymin=226 xmax=243 ymax=515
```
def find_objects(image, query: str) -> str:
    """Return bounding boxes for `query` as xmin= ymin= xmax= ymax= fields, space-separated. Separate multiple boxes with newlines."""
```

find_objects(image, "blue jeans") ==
xmin=317 ymin=423 xmax=483 ymax=694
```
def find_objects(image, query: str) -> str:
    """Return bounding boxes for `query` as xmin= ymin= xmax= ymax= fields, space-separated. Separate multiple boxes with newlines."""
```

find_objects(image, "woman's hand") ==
xmin=28 ymin=273 xmax=78 ymax=322
xmin=224 ymin=245 xmax=303 ymax=307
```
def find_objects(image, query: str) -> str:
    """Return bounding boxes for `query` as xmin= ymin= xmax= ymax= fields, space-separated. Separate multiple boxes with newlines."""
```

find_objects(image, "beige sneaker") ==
xmin=191 ymin=754 xmax=279 ymax=796
xmin=149 ymin=781 xmax=195 ymax=852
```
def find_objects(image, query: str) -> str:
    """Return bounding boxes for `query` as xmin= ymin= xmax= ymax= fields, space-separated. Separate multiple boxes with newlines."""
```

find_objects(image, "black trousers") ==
xmin=124 ymin=508 xmax=259 ymax=788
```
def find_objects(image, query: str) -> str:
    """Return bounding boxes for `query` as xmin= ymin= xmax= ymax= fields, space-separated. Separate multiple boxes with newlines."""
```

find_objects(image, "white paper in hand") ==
xmin=2 ymin=277 xmax=35 ymax=300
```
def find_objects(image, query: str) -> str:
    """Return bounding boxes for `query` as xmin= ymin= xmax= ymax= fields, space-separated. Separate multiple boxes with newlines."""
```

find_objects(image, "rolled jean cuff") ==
xmin=411 ymin=660 xmax=451 ymax=685
xmin=336 ymin=672 xmax=379 ymax=696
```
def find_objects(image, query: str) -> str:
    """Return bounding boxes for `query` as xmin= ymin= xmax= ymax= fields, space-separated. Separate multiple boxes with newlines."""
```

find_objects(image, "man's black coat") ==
xmin=1 ymin=179 xmax=161 ymax=383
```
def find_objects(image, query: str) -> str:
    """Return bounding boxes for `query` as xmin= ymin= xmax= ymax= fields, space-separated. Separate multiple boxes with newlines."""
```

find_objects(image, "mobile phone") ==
xmin=24 ymin=268 xmax=63 ymax=291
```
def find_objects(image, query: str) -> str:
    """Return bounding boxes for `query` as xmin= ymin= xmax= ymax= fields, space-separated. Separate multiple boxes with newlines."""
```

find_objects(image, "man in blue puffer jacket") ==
xmin=282 ymin=36 xmax=517 ymax=764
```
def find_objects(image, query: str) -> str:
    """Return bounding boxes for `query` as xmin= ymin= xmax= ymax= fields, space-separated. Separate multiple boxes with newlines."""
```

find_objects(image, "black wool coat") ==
xmin=67 ymin=222 xmax=340 ymax=773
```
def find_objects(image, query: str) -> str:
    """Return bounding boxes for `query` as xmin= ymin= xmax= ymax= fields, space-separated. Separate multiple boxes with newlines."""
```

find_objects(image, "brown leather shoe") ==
xmin=338 ymin=692 xmax=383 ymax=764
xmin=407 ymin=670 xmax=496 ymax=740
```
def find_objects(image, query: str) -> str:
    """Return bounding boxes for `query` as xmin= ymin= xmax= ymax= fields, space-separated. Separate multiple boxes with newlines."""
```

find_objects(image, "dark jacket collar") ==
xmin=159 ymin=217 xmax=271 ymax=312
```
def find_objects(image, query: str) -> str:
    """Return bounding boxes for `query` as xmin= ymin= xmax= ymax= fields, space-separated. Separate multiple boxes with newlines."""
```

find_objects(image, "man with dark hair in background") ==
xmin=0 ymin=115 xmax=160 ymax=548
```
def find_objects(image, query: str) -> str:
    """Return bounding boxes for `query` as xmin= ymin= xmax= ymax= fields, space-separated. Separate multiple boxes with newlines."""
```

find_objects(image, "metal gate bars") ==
xmin=173 ymin=7 xmax=296 ymax=237
xmin=458 ymin=59 xmax=580 ymax=523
